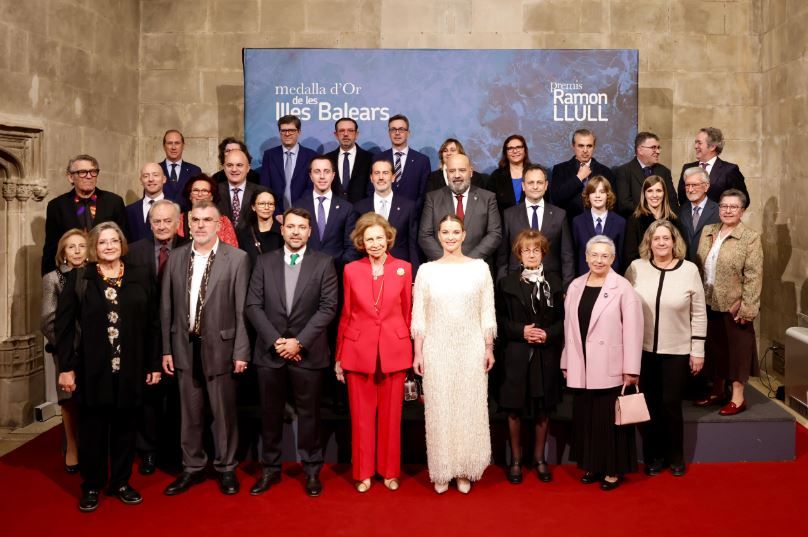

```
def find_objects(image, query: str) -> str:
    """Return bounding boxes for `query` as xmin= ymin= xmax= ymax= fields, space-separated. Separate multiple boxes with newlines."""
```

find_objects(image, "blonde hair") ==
xmin=638 ymin=219 xmax=687 ymax=261
xmin=581 ymin=175 xmax=616 ymax=210
xmin=351 ymin=212 xmax=397 ymax=253
xmin=55 ymin=228 xmax=88 ymax=268
xmin=87 ymin=222 xmax=128 ymax=262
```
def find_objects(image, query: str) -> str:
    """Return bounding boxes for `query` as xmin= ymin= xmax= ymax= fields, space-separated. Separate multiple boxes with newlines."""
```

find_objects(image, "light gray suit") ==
xmin=418 ymin=185 xmax=502 ymax=262
xmin=160 ymin=240 xmax=250 ymax=473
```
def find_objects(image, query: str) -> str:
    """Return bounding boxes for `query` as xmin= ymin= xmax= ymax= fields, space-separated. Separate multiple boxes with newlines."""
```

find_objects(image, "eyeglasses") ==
xmin=70 ymin=169 xmax=99 ymax=178
xmin=640 ymin=145 xmax=661 ymax=151
xmin=506 ymin=145 xmax=525 ymax=152
xmin=718 ymin=204 xmax=743 ymax=212
xmin=279 ymin=128 xmax=299 ymax=135
xmin=255 ymin=202 xmax=275 ymax=208
xmin=98 ymin=239 xmax=121 ymax=247
xmin=520 ymin=248 xmax=543 ymax=255
xmin=191 ymin=188 xmax=211 ymax=195
xmin=388 ymin=127 xmax=409 ymax=134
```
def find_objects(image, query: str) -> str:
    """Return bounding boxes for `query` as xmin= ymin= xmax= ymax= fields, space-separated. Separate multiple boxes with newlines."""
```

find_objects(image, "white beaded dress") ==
xmin=411 ymin=259 xmax=496 ymax=484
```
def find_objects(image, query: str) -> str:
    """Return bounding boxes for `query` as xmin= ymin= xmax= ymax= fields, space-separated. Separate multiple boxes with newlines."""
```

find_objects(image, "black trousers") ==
xmin=136 ymin=375 xmax=181 ymax=466
xmin=256 ymin=364 xmax=324 ymax=476
xmin=640 ymin=351 xmax=689 ymax=466
xmin=79 ymin=404 xmax=137 ymax=493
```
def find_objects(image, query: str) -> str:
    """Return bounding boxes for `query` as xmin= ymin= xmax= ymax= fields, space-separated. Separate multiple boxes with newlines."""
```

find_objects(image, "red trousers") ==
xmin=346 ymin=369 xmax=406 ymax=481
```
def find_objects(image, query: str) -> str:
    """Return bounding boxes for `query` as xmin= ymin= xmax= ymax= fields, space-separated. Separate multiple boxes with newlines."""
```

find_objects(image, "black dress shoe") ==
xmin=65 ymin=462 xmax=80 ymax=474
xmin=250 ymin=469 xmax=281 ymax=496
xmin=507 ymin=461 xmax=523 ymax=484
xmin=670 ymin=463 xmax=686 ymax=477
xmin=580 ymin=472 xmax=600 ymax=485
xmin=305 ymin=474 xmax=322 ymax=497
xmin=108 ymin=484 xmax=143 ymax=505
xmin=600 ymin=477 xmax=621 ymax=491
xmin=536 ymin=461 xmax=553 ymax=483
xmin=78 ymin=489 xmax=100 ymax=512
xmin=164 ymin=471 xmax=205 ymax=496
xmin=139 ymin=453 xmax=156 ymax=475
xmin=644 ymin=459 xmax=666 ymax=476
xmin=218 ymin=471 xmax=239 ymax=495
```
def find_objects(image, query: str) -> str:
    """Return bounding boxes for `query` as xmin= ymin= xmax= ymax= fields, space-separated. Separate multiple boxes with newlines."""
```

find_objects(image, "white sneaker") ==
xmin=456 ymin=478 xmax=471 ymax=494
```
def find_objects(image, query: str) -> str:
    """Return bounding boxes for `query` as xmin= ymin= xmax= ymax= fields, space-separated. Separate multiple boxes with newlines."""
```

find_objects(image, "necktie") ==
xmin=290 ymin=253 xmax=299 ymax=266
xmin=146 ymin=199 xmax=154 ymax=222
xmin=579 ymin=161 xmax=590 ymax=185
xmin=170 ymin=163 xmax=178 ymax=182
xmin=158 ymin=244 xmax=169 ymax=281
xmin=342 ymin=152 xmax=351 ymax=188
xmin=530 ymin=205 xmax=539 ymax=230
xmin=284 ymin=150 xmax=294 ymax=208
xmin=317 ymin=196 xmax=326 ymax=237
xmin=699 ymin=161 xmax=709 ymax=170
xmin=231 ymin=187 xmax=241 ymax=222
xmin=642 ymin=166 xmax=653 ymax=178
xmin=394 ymin=152 xmax=403 ymax=183
xmin=455 ymin=193 xmax=464 ymax=220
xmin=379 ymin=199 xmax=388 ymax=219
xmin=692 ymin=206 xmax=701 ymax=231
xmin=595 ymin=217 xmax=603 ymax=235
xmin=78 ymin=198 xmax=93 ymax=230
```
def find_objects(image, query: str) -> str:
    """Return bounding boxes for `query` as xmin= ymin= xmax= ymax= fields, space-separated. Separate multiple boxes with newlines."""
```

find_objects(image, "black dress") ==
xmin=236 ymin=223 xmax=284 ymax=265
xmin=496 ymin=271 xmax=564 ymax=414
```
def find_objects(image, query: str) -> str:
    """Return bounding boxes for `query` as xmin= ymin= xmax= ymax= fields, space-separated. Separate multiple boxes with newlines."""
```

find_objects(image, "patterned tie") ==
xmin=455 ymin=193 xmax=464 ymax=220
xmin=530 ymin=205 xmax=539 ymax=230
xmin=342 ymin=152 xmax=351 ymax=188
xmin=231 ymin=187 xmax=241 ymax=223
xmin=157 ymin=243 xmax=169 ymax=281
xmin=692 ymin=206 xmax=701 ymax=231
xmin=394 ymin=152 xmax=403 ymax=183
xmin=289 ymin=253 xmax=299 ymax=266
xmin=379 ymin=199 xmax=388 ymax=219
xmin=699 ymin=161 xmax=709 ymax=170
xmin=642 ymin=166 xmax=653 ymax=178
xmin=170 ymin=163 xmax=178 ymax=182
xmin=595 ymin=217 xmax=603 ymax=235
xmin=317 ymin=196 xmax=327 ymax=237
xmin=284 ymin=150 xmax=294 ymax=208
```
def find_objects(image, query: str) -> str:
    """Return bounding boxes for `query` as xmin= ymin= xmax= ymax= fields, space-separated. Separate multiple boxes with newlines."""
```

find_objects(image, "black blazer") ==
xmin=54 ymin=263 xmax=159 ymax=408
xmin=570 ymin=210 xmax=626 ymax=275
xmin=42 ymin=188 xmax=128 ymax=275
xmin=245 ymin=249 xmax=339 ymax=370
xmin=487 ymin=166 xmax=523 ymax=214
xmin=326 ymin=146 xmax=373 ymax=203
xmin=217 ymin=181 xmax=260 ymax=230
xmin=426 ymin=168 xmax=488 ymax=193
xmin=678 ymin=199 xmax=720 ymax=263
xmin=677 ymin=158 xmax=750 ymax=207
xmin=293 ymin=193 xmax=358 ymax=266
xmin=353 ymin=195 xmax=421 ymax=273
xmin=495 ymin=271 xmax=564 ymax=410
xmin=372 ymin=148 xmax=431 ymax=210
xmin=549 ymin=156 xmax=615 ymax=221
xmin=160 ymin=159 xmax=202 ymax=206
xmin=614 ymin=159 xmax=680 ymax=218
xmin=125 ymin=235 xmax=189 ymax=282
xmin=236 ymin=224 xmax=284 ymax=266
xmin=496 ymin=201 xmax=575 ymax=289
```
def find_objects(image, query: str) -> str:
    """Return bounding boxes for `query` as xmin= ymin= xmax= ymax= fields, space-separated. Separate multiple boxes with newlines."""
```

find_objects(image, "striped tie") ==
xmin=394 ymin=152 xmax=403 ymax=183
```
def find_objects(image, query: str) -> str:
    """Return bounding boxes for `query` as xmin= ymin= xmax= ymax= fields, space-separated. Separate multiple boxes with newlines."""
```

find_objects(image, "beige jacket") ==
xmin=696 ymin=222 xmax=763 ymax=321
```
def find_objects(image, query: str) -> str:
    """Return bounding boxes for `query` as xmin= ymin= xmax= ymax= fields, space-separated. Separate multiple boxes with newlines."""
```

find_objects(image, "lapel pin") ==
xmin=335 ymin=205 xmax=340 ymax=210
xmin=604 ymin=292 xmax=609 ymax=298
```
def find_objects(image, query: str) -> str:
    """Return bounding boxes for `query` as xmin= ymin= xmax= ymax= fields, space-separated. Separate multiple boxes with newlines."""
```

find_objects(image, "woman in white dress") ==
xmin=412 ymin=215 xmax=497 ymax=494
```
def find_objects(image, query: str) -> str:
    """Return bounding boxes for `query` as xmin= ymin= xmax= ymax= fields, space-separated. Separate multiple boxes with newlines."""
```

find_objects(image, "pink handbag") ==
xmin=614 ymin=383 xmax=651 ymax=425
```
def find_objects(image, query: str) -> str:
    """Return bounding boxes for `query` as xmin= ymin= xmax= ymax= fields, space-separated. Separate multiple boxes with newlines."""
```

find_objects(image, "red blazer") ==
xmin=336 ymin=255 xmax=413 ymax=374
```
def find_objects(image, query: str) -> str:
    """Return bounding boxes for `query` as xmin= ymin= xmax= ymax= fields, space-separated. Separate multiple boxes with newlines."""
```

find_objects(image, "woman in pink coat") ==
xmin=561 ymin=235 xmax=644 ymax=491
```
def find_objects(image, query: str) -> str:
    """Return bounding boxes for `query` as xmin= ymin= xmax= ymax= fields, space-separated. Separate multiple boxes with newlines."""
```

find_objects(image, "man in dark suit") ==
xmin=677 ymin=127 xmax=750 ymax=207
xmin=160 ymin=201 xmax=251 ymax=497
xmin=125 ymin=162 xmax=167 ymax=243
xmin=293 ymin=156 xmax=358 ymax=267
xmin=126 ymin=199 xmax=187 ymax=475
xmin=245 ymin=208 xmax=338 ymax=497
xmin=353 ymin=159 xmax=420 ymax=272
xmin=216 ymin=149 xmax=258 ymax=230
xmin=373 ymin=114 xmax=431 ymax=211
xmin=159 ymin=129 xmax=202 ymax=206
xmin=615 ymin=131 xmax=680 ymax=217
xmin=259 ymin=114 xmax=317 ymax=213
xmin=549 ymin=129 xmax=615 ymax=221
xmin=325 ymin=118 xmax=372 ymax=203
xmin=497 ymin=165 xmax=574 ymax=288
xmin=419 ymin=154 xmax=501 ymax=262
xmin=41 ymin=154 xmax=128 ymax=275
xmin=678 ymin=166 xmax=720 ymax=263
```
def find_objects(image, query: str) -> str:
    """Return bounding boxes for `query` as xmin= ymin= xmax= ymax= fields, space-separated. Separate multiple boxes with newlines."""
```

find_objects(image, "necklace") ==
xmin=373 ymin=277 xmax=385 ymax=313
xmin=97 ymin=261 xmax=124 ymax=287
xmin=371 ymin=259 xmax=385 ymax=280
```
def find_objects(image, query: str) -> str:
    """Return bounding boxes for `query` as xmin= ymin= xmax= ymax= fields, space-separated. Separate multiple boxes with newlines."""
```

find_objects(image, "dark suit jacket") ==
xmin=372 ymin=148 xmax=431 ymax=210
xmin=236 ymin=224 xmax=284 ymax=267
xmin=125 ymin=198 xmax=154 ymax=243
xmin=496 ymin=201 xmax=574 ymax=288
xmin=217 ymin=181 xmax=259 ymax=230
xmin=259 ymin=144 xmax=317 ymax=213
xmin=678 ymin=199 xmax=720 ymax=263
xmin=125 ymin=235 xmax=189 ymax=282
xmin=245 ymin=249 xmax=338 ymax=370
xmin=326 ymin=146 xmax=372 ymax=203
xmin=294 ymin=193 xmax=358 ymax=266
xmin=426 ymin=168 xmax=488 ymax=193
xmin=42 ymin=188 xmax=128 ymax=275
xmin=55 ymin=263 xmax=159 ymax=408
xmin=353 ymin=194 xmax=420 ymax=273
xmin=486 ymin=166 xmax=523 ymax=214
xmin=161 ymin=242 xmax=251 ymax=376
xmin=677 ymin=158 xmax=750 ymax=207
xmin=419 ymin=185 xmax=502 ymax=262
xmin=614 ymin=159 xmax=680 ymax=218
xmin=160 ymin=159 xmax=202 ymax=206
xmin=549 ymin=157 xmax=615 ymax=220
xmin=571 ymin=210 xmax=626 ymax=275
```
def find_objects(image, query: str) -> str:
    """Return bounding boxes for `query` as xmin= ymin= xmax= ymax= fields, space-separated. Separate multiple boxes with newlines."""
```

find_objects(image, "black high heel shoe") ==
xmin=507 ymin=460 xmax=523 ymax=484
xmin=536 ymin=461 xmax=552 ymax=482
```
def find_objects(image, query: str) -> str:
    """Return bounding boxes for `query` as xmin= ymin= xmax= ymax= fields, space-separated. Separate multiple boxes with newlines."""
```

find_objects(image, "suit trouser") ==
xmin=137 ymin=375 xmax=182 ymax=464
xmin=256 ymin=364 xmax=324 ymax=476
xmin=640 ymin=351 xmax=689 ymax=466
xmin=346 ymin=369 xmax=406 ymax=481
xmin=79 ymin=404 xmax=137 ymax=493
xmin=176 ymin=336 xmax=239 ymax=473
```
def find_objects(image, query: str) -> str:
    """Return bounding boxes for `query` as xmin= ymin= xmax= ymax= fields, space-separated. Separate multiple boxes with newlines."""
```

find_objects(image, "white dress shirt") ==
xmin=142 ymin=193 xmax=165 ymax=222
xmin=374 ymin=191 xmax=394 ymax=219
xmin=392 ymin=146 xmax=409 ymax=177
xmin=340 ymin=145 xmax=357 ymax=185
xmin=525 ymin=198 xmax=545 ymax=230
xmin=166 ymin=159 xmax=184 ymax=179
xmin=312 ymin=190 xmax=333 ymax=225
xmin=229 ymin=182 xmax=247 ymax=211
xmin=591 ymin=208 xmax=608 ymax=229
xmin=451 ymin=189 xmax=469 ymax=214
xmin=284 ymin=245 xmax=307 ymax=266
xmin=189 ymin=239 xmax=220 ymax=330
xmin=699 ymin=155 xmax=717 ymax=175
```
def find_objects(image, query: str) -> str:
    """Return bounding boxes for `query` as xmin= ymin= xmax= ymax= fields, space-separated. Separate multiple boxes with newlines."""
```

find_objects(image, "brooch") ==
xmin=396 ymin=268 xmax=405 ymax=276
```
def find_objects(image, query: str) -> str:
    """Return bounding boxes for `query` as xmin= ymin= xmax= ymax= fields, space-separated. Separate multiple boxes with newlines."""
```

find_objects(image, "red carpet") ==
xmin=2 ymin=425 xmax=807 ymax=536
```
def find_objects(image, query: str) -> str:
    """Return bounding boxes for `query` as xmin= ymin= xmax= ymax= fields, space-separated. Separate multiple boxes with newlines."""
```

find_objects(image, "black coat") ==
xmin=496 ymin=271 xmax=564 ymax=410
xmin=236 ymin=223 xmax=284 ymax=266
xmin=55 ymin=263 xmax=160 ymax=408
xmin=486 ymin=166 xmax=523 ymax=214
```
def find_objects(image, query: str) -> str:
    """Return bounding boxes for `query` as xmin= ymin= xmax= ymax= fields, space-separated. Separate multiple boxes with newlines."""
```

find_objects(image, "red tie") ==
xmin=158 ymin=244 xmax=169 ymax=281
xmin=455 ymin=193 xmax=464 ymax=220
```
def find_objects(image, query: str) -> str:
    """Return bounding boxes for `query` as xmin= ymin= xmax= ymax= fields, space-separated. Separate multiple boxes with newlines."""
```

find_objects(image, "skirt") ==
xmin=571 ymin=386 xmax=637 ymax=476
xmin=705 ymin=308 xmax=759 ymax=382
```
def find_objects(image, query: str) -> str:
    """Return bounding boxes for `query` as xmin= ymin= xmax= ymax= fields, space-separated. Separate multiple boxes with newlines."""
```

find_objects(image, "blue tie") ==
xmin=530 ymin=205 xmax=539 ymax=230
xmin=595 ymin=217 xmax=603 ymax=235
xmin=317 ymin=196 xmax=326 ymax=238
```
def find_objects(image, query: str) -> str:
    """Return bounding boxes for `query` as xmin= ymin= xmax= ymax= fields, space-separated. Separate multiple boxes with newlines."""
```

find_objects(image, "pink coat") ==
xmin=560 ymin=270 xmax=644 ymax=389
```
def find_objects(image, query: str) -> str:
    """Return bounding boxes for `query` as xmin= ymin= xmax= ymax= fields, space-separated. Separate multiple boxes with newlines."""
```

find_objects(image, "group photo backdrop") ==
xmin=244 ymin=48 xmax=638 ymax=173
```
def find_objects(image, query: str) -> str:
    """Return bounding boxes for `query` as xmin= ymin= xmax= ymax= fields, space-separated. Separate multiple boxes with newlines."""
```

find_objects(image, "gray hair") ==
xmin=683 ymin=166 xmax=710 ymax=184
xmin=148 ymin=199 xmax=181 ymax=223
xmin=585 ymin=235 xmax=616 ymax=257
xmin=700 ymin=127 xmax=724 ymax=155
xmin=719 ymin=188 xmax=748 ymax=209
xmin=65 ymin=154 xmax=99 ymax=174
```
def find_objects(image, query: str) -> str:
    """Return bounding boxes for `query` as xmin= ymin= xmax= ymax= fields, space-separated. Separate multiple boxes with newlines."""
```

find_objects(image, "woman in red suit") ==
xmin=335 ymin=212 xmax=413 ymax=493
